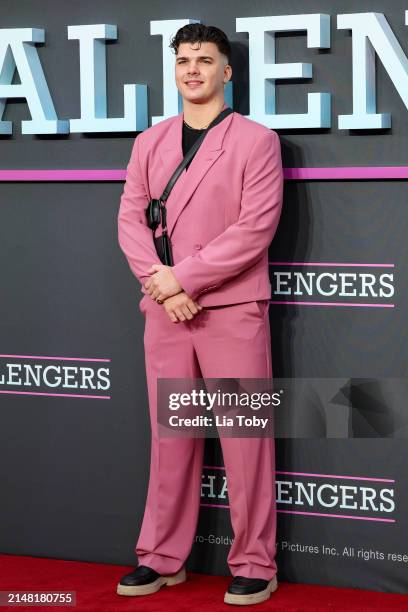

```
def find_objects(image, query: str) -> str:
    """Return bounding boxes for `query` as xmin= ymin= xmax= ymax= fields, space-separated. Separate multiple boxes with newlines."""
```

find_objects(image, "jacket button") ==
xmin=194 ymin=243 xmax=202 ymax=250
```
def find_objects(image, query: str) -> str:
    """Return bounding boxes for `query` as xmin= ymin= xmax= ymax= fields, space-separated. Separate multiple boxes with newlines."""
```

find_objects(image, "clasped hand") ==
xmin=145 ymin=264 xmax=202 ymax=322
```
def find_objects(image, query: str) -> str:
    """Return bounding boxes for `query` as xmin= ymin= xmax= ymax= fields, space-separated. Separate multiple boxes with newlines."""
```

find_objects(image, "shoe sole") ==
xmin=224 ymin=575 xmax=278 ymax=605
xmin=116 ymin=567 xmax=186 ymax=596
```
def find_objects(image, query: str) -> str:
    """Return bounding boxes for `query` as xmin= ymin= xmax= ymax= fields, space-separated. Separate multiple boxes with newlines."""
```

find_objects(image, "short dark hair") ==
xmin=169 ymin=23 xmax=231 ymax=65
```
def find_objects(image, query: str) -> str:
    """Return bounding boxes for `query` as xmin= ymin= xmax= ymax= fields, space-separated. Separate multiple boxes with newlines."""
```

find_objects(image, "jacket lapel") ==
xmin=158 ymin=103 xmax=234 ymax=238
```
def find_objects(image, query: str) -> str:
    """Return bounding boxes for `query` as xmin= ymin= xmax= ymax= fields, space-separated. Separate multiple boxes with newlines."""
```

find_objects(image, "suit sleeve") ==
xmin=117 ymin=135 xmax=163 ymax=289
xmin=171 ymin=130 xmax=284 ymax=300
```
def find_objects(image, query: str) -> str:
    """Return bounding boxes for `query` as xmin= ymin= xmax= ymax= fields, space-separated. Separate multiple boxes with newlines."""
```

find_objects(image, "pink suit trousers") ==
xmin=135 ymin=296 xmax=277 ymax=581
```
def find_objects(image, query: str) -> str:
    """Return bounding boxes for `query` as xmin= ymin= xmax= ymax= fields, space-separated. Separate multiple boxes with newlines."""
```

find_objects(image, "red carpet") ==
xmin=0 ymin=554 xmax=406 ymax=611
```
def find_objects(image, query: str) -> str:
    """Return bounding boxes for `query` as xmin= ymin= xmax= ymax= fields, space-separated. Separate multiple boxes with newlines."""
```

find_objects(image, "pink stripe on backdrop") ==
xmin=0 ymin=353 xmax=110 ymax=361
xmin=284 ymin=166 xmax=408 ymax=180
xmin=276 ymin=509 xmax=395 ymax=522
xmin=275 ymin=470 xmax=395 ymax=483
xmin=270 ymin=300 xmax=394 ymax=308
xmin=203 ymin=466 xmax=394 ymax=483
xmin=0 ymin=169 xmax=126 ymax=182
xmin=1 ymin=166 xmax=408 ymax=182
xmin=200 ymin=503 xmax=395 ymax=522
xmin=0 ymin=390 xmax=110 ymax=399
xmin=269 ymin=262 xmax=395 ymax=267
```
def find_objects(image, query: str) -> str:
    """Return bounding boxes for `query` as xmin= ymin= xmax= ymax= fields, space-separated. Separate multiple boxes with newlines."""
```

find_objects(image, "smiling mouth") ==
xmin=186 ymin=81 xmax=203 ymax=85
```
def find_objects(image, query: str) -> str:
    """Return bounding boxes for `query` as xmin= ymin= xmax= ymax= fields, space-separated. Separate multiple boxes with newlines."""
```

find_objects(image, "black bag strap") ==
xmin=160 ymin=107 xmax=233 ymax=202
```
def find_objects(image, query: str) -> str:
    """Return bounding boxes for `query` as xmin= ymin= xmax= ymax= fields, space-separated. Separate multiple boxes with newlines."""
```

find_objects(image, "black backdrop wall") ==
xmin=1 ymin=0 xmax=407 ymax=594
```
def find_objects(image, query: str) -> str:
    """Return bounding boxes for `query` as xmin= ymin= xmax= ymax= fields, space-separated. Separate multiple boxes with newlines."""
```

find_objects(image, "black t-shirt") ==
xmin=182 ymin=122 xmax=206 ymax=170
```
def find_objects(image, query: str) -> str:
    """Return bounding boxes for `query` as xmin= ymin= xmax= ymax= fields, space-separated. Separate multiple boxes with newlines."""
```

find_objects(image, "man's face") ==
xmin=175 ymin=41 xmax=231 ymax=103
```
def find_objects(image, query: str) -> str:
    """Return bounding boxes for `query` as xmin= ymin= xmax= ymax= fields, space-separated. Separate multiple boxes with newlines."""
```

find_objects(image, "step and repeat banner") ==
xmin=1 ymin=0 xmax=407 ymax=595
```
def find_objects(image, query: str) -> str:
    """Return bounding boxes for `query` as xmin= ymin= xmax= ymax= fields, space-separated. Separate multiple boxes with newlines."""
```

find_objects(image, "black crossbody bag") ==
xmin=145 ymin=107 xmax=233 ymax=265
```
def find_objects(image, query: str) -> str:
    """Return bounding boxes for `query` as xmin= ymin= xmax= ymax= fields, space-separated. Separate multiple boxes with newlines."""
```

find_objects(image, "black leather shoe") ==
xmin=116 ymin=564 xmax=186 ymax=596
xmin=224 ymin=574 xmax=278 ymax=605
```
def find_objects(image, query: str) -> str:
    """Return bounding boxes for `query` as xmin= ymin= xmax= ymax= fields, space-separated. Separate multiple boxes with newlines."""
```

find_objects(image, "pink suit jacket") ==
xmin=118 ymin=103 xmax=284 ymax=307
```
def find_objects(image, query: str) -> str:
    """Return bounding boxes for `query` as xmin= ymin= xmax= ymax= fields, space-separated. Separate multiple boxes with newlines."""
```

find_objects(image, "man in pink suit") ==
xmin=116 ymin=23 xmax=284 ymax=606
